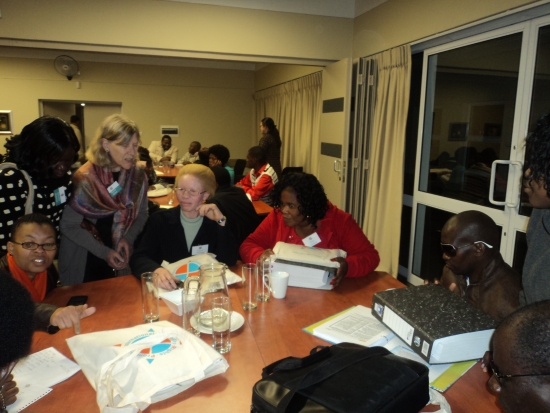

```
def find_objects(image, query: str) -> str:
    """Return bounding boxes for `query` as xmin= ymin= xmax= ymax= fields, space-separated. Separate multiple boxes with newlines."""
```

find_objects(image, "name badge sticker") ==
xmin=107 ymin=182 xmax=122 ymax=197
xmin=192 ymin=245 xmax=208 ymax=255
xmin=53 ymin=187 xmax=67 ymax=206
xmin=302 ymin=232 xmax=321 ymax=247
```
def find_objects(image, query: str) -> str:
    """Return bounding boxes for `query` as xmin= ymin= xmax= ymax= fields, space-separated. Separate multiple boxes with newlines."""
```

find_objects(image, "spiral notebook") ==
xmin=8 ymin=347 xmax=81 ymax=412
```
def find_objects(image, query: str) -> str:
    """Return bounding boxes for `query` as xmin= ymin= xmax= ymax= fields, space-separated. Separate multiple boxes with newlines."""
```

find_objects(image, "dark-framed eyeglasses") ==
xmin=12 ymin=241 xmax=57 ymax=251
xmin=440 ymin=241 xmax=493 ymax=257
xmin=175 ymin=187 xmax=206 ymax=197
xmin=490 ymin=360 xmax=550 ymax=385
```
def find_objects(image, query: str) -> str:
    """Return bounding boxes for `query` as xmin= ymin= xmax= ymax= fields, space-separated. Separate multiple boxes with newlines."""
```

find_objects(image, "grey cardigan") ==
xmin=58 ymin=203 xmax=148 ymax=286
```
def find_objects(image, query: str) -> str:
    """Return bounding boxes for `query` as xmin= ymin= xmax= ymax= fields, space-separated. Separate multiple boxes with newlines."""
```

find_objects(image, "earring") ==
xmin=106 ymin=149 xmax=110 ymax=154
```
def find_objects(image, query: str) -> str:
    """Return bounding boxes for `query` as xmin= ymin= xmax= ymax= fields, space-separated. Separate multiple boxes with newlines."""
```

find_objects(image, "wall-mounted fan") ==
xmin=54 ymin=55 xmax=79 ymax=80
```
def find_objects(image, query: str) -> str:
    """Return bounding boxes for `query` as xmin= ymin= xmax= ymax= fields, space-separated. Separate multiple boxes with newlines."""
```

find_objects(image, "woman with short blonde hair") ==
xmin=131 ymin=163 xmax=238 ymax=290
xmin=59 ymin=114 xmax=148 ymax=285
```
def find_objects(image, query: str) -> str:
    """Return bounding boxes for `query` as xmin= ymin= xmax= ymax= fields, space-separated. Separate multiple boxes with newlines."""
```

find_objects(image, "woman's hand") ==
xmin=197 ymin=204 xmax=224 ymax=223
xmin=155 ymin=267 xmax=178 ymax=290
xmin=258 ymin=249 xmax=274 ymax=263
xmin=117 ymin=239 xmax=132 ymax=262
xmin=106 ymin=249 xmax=126 ymax=270
xmin=1 ymin=374 xmax=18 ymax=408
xmin=210 ymin=159 xmax=222 ymax=167
xmin=50 ymin=304 xmax=97 ymax=335
xmin=330 ymin=257 xmax=348 ymax=289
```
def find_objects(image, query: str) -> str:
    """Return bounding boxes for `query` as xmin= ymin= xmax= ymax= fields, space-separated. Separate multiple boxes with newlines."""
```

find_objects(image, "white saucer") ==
xmin=147 ymin=187 xmax=170 ymax=197
xmin=190 ymin=311 xmax=245 ymax=334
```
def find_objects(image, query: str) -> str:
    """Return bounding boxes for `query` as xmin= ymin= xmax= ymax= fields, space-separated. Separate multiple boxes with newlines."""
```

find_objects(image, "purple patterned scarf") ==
xmin=70 ymin=162 xmax=148 ymax=247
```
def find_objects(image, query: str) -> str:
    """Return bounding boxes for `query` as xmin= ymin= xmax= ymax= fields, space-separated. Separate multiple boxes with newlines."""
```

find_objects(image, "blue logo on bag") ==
xmin=116 ymin=328 xmax=180 ymax=364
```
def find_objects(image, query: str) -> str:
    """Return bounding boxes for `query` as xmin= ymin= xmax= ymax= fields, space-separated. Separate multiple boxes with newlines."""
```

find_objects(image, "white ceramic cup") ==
xmin=270 ymin=271 xmax=290 ymax=299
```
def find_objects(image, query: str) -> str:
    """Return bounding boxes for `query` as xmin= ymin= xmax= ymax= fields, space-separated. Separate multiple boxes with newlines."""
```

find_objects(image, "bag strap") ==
xmin=262 ymin=346 xmax=330 ymax=379
xmin=0 ymin=163 xmax=34 ymax=214
xmin=276 ymin=346 xmax=390 ymax=413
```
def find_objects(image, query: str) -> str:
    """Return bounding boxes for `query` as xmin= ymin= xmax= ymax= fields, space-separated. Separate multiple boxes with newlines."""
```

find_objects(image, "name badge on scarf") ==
xmin=54 ymin=187 xmax=67 ymax=206
xmin=302 ymin=232 xmax=321 ymax=247
xmin=107 ymin=181 xmax=122 ymax=197
xmin=192 ymin=245 xmax=208 ymax=255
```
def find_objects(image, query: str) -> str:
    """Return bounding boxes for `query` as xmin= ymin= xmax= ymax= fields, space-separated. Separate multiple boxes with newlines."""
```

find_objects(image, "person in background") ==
xmin=208 ymin=144 xmax=234 ymax=185
xmin=194 ymin=146 xmax=210 ymax=166
xmin=59 ymin=114 xmax=148 ymax=285
xmin=259 ymin=117 xmax=282 ymax=179
xmin=148 ymin=134 xmax=178 ymax=164
xmin=179 ymin=141 xmax=201 ymax=165
xmin=0 ymin=273 xmax=35 ymax=412
xmin=436 ymin=210 xmax=521 ymax=322
xmin=1 ymin=214 xmax=96 ymax=333
xmin=0 ymin=116 xmax=80 ymax=253
xmin=487 ymin=300 xmax=550 ymax=413
xmin=131 ymin=164 xmax=238 ymax=290
xmin=137 ymin=146 xmax=159 ymax=188
xmin=240 ymin=172 xmax=380 ymax=288
xmin=70 ymin=115 xmax=85 ymax=162
xmin=235 ymin=146 xmax=278 ymax=205
xmin=520 ymin=112 xmax=550 ymax=306
xmin=209 ymin=166 xmax=260 ymax=252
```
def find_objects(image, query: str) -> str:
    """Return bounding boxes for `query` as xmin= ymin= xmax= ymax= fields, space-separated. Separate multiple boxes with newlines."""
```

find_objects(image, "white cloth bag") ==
xmin=67 ymin=321 xmax=229 ymax=413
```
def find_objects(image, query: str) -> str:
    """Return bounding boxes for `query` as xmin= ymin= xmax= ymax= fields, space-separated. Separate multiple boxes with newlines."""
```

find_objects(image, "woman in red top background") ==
xmin=239 ymin=172 xmax=380 ymax=288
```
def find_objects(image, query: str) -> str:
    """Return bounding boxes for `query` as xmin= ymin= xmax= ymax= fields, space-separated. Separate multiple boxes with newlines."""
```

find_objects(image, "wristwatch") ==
xmin=47 ymin=324 xmax=60 ymax=334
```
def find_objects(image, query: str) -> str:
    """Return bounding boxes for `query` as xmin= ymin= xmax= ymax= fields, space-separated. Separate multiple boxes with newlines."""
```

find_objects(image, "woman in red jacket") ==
xmin=239 ymin=172 xmax=380 ymax=288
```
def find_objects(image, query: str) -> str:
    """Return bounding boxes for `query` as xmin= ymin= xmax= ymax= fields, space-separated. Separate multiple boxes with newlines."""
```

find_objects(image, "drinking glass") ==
xmin=141 ymin=272 xmax=160 ymax=323
xmin=211 ymin=296 xmax=232 ymax=353
xmin=256 ymin=258 xmax=271 ymax=302
xmin=242 ymin=263 xmax=258 ymax=311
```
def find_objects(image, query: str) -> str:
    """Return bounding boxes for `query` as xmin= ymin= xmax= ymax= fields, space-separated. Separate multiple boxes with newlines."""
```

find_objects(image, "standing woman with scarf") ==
xmin=59 ymin=114 xmax=148 ymax=285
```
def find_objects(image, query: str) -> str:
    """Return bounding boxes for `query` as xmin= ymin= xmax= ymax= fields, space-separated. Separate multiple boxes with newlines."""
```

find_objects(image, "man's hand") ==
xmin=330 ymin=257 xmax=348 ymax=289
xmin=50 ymin=304 xmax=96 ymax=334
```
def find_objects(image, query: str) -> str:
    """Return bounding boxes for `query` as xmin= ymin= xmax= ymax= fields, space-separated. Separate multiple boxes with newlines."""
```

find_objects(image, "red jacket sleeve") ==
xmin=236 ymin=172 xmax=252 ymax=192
xmin=239 ymin=210 xmax=280 ymax=263
xmin=332 ymin=209 xmax=380 ymax=278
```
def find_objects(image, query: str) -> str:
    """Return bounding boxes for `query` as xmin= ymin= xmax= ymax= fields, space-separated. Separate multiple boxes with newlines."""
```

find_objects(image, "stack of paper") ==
xmin=270 ymin=242 xmax=343 ymax=290
xmin=303 ymin=305 xmax=477 ymax=392
xmin=9 ymin=347 xmax=81 ymax=413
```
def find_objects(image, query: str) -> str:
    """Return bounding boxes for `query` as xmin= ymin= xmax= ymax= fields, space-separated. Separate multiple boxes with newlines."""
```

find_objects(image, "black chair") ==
xmin=233 ymin=159 xmax=247 ymax=180
xmin=281 ymin=166 xmax=303 ymax=176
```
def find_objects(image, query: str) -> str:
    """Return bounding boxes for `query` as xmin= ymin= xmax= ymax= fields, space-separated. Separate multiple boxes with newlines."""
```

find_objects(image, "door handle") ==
xmin=334 ymin=160 xmax=342 ymax=173
xmin=489 ymin=160 xmax=523 ymax=208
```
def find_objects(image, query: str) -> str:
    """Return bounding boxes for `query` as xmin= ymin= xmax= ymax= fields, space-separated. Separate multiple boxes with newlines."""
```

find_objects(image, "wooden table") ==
xmin=149 ymin=190 xmax=274 ymax=217
xmin=155 ymin=165 xmax=181 ymax=180
xmin=27 ymin=270 xmax=501 ymax=413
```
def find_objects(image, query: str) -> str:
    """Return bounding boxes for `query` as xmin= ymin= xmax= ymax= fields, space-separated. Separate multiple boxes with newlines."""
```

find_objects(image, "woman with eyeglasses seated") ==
xmin=130 ymin=164 xmax=239 ymax=290
xmin=239 ymin=172 xmax=380 ymax=288
xmin=1 ymin=213 xmax=95 ymax=333
xmin=59 ymin=114 xmax=148 ymax=285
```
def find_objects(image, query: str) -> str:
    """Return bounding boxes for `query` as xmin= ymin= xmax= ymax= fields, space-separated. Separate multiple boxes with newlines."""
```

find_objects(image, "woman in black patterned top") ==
xmin=0 ymin=116 xmax=80 ymax=253
xmin=259 ymin=117 xmax=282 ymax=179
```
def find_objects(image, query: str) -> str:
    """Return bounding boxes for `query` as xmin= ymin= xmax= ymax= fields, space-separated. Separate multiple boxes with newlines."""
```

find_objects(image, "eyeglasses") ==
xmin=440 ymin=241 xmax=493 ymax=257
xmin=175 ymin=187 xmax=206 ymax=197
xmin=12 ymin=241 xmax=57 ymax=251
xmin=490 ymin=360 xmax=550 ymax=385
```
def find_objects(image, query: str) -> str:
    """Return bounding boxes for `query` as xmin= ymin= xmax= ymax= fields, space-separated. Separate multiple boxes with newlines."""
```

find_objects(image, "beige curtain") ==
xmin=254 ymin=72 xmax=322 ymax=174
xmin=363 ymin=45 xmax=411 ymax=277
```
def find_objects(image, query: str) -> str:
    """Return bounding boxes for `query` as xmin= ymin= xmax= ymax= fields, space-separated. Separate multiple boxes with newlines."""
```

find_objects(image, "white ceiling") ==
xmin=162 ymin=0 xmax=388 ymax=18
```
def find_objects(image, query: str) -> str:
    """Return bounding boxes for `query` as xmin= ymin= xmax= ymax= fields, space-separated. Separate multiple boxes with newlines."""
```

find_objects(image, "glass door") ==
xmin=408 ymin=16 xmax=550 ymax=284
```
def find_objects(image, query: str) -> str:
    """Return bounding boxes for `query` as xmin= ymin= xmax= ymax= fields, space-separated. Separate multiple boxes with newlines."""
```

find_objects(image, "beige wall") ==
xmin=254 ymin=64 xmax=323 ymax=92
xmin=0 ymin=0 xmax=353 ymax=64
xmin=352 ymin=0 xmax=538 ymax=58
xmin=0 ymin=56 xmax=255 ymax=159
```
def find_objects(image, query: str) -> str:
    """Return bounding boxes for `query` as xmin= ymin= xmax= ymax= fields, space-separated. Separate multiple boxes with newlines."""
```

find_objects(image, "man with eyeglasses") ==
xmin=486 ymin=299 xmax=550 ymax=413
xmin=437 ymin=210 xmax=521 ymax=322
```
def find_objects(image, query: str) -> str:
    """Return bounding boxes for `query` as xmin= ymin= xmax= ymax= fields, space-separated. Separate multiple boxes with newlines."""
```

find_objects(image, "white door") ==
xmin=317 ymin=58 xmax=352 ymax=209
xmin=408 ymin=16 xmax=550 ymax=285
